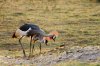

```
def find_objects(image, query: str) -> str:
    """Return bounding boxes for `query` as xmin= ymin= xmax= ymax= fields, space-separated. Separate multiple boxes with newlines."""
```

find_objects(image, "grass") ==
xmin=54 ymin=60 xmax=100 ymax=66
xmin=0 ymin=0 xmax=100 ymax=66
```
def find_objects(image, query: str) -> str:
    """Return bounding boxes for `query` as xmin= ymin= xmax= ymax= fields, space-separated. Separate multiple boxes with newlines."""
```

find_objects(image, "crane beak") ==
xmin=53 ymin=39 xmax=55 ymax=42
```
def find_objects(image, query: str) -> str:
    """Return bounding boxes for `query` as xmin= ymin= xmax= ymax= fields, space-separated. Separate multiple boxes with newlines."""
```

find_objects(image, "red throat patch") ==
xmin=43 ymin=37 xmax=51 ymax=41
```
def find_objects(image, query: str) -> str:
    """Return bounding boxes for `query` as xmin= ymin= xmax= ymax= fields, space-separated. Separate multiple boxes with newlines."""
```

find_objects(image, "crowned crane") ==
xmin=12 ymin=23 xmax=59 ymax=57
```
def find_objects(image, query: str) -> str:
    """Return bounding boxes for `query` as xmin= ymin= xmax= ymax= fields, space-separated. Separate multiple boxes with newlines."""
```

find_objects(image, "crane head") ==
xmin=43 ymin=31 xmax=59 ymax=45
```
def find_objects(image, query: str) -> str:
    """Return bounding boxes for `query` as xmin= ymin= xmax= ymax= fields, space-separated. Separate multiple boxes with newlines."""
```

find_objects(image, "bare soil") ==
xmin=0 ymin=46 xmax=100 ymax=66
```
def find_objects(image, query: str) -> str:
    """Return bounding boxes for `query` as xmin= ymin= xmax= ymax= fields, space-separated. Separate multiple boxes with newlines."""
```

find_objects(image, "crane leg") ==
xmin=29 ymin=36 xmax=33 ymax=57
xmin=39 ymin=43 xmax=41 ymax=53
xmin=32 ymin=43 xmax=35 ymax=55
xmin=32 ymin=39 xmax=38 ymax=55
xmin=19 ymin=36 xmax=26 ymax=57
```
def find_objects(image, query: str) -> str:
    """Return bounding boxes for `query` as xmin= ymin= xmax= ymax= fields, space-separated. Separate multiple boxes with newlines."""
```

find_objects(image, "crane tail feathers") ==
xmin=12 ymin=32 xmax=17 ymax=38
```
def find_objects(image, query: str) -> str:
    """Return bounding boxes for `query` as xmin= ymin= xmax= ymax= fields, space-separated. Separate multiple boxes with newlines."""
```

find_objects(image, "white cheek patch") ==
xmin=53 ymin=36 xmax=56 ymax=39
xmin=15 ymin=28 xmax=31 ymax=37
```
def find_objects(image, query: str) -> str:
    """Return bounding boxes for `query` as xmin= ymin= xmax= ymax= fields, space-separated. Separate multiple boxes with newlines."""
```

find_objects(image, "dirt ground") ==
xmin=0 ymin=46 xmax=100 ymax=66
